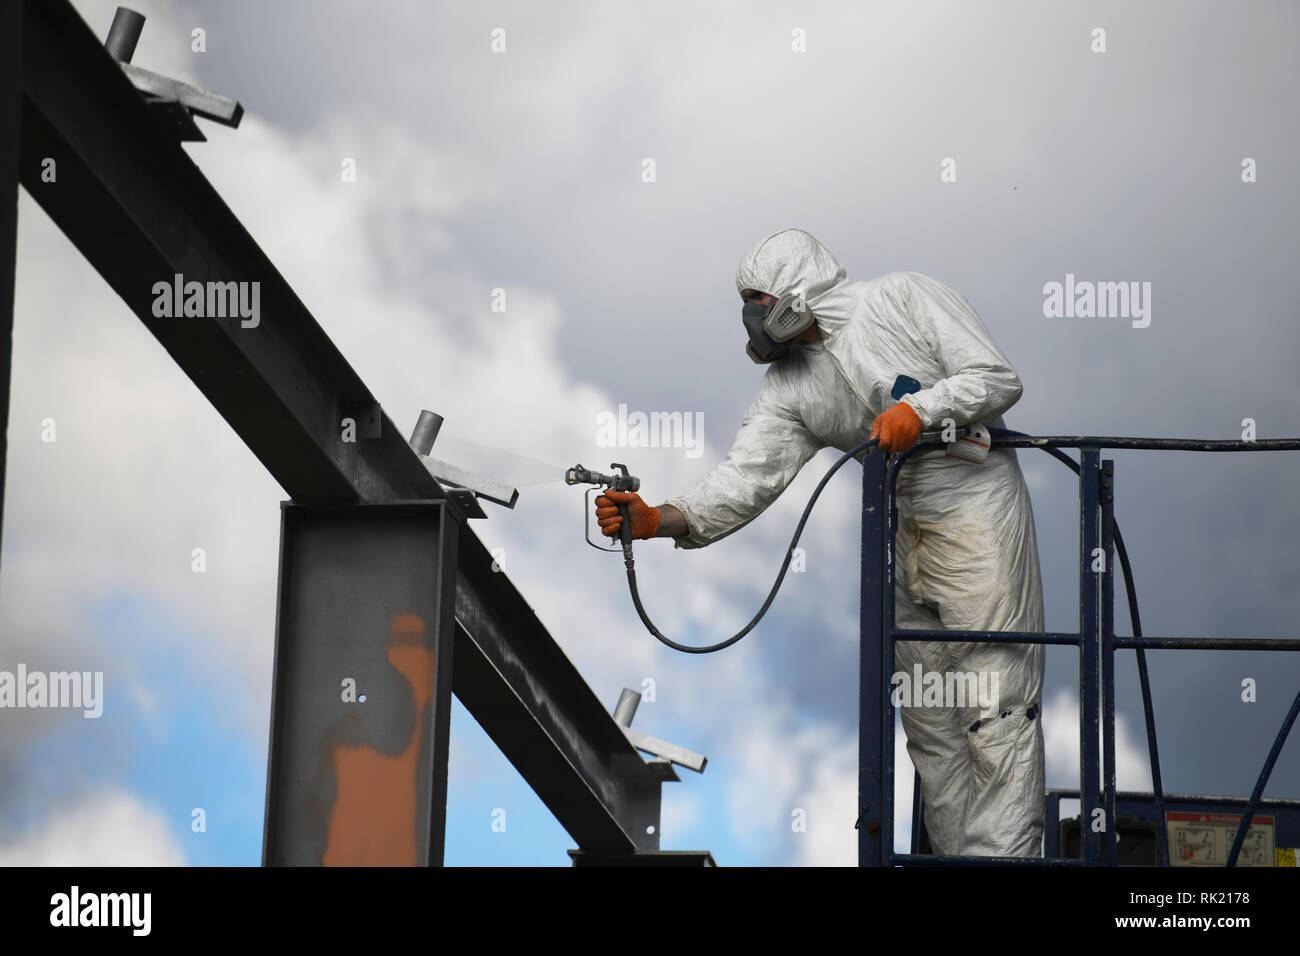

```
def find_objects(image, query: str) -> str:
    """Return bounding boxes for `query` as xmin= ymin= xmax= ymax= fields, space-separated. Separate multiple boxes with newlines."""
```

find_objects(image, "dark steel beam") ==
xmin=0 ymin=0 xmax=21 ymax=576
xmin=20 ymin=0 xmax=665 ymax=856
xmin=454 ymin=528 xmax=662 ymax=852
xmin=264 ymin=502 xmax=458 ymax=866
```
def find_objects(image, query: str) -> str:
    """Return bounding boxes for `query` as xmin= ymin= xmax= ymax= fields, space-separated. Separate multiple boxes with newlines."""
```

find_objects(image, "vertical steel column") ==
xmin=0 ymin=0 xmax=21 ymax=579
xmin=1100 ymin=459 xmax=1118 ymax=864
xmin=1078 ymin=449 xmax=1102 ymax=864
xmin=859 ymin=450 xmax=888 ymax=866
xmin=263 ymin=501 xmax=460 ymax=866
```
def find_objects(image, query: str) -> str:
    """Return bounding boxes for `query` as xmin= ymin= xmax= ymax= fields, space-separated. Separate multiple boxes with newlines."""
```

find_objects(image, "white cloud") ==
xmin=709 ymin=686 xmax=917 ymax=866
xmin=1042 ymin=686 xmax=1154 ymax=792
xmin=0 ymin=790 xmax=187 ymax=866
xmin=660 ymin=788 xmax=700 ymax=842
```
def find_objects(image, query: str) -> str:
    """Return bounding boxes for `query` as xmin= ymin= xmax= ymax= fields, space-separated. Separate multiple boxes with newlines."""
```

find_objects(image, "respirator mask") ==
xmin=741 ymin=292 xmax=815 ymax=364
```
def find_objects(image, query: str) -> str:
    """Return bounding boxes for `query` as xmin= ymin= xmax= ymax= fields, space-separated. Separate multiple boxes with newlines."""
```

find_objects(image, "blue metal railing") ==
xmin=858 ymin=432 xmax=1300 ymax=866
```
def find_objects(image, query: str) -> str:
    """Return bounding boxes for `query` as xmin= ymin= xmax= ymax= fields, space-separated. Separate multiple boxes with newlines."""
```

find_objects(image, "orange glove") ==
xmin=870 ymin=402 xmax=923 ymax=453
xmin=595 ymin=490 xmax=660 ymax=540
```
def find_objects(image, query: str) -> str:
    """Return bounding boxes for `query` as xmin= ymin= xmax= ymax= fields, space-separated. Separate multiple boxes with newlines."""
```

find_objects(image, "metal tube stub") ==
xmin=105 ymin=7 xmax=145 ymax=63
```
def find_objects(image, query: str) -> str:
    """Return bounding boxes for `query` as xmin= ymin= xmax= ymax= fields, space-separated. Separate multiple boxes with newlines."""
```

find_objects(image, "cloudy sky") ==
xmin=2 ymin=0 xmax=1298 ymax=866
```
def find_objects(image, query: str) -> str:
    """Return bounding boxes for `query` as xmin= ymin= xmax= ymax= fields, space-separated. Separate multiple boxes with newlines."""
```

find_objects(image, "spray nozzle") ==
xmin=565 ymin=463 xmax=640 ymax=493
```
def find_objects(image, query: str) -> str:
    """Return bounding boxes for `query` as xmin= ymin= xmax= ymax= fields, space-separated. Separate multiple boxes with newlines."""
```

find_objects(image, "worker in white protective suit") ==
xmin=595 ymin=228 xmax=1046 ymax=857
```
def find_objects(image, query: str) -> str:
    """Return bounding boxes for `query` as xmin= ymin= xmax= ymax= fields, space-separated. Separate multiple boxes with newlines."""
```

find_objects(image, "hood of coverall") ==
xmin=734 ymin=229 xmax=861 ymax=345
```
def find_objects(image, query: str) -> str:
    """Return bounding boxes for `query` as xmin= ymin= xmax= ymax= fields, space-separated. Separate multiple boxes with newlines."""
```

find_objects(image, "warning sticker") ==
xmin=1165 ymin=812 xmax=1275 ymax=867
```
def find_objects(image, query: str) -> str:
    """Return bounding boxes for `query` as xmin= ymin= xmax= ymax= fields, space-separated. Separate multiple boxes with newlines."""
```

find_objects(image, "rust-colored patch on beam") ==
xmin=323 ymin=612 xmax=433 ymax=865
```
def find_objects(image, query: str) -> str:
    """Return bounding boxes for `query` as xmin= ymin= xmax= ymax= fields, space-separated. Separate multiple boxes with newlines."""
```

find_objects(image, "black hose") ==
xmin=617 ymin=436 xmax=881 ymax=654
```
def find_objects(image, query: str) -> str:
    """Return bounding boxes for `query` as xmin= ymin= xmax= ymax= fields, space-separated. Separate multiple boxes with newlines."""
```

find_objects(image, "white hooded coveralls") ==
xmin=665 ymin=229 xmax=1046 ymax=857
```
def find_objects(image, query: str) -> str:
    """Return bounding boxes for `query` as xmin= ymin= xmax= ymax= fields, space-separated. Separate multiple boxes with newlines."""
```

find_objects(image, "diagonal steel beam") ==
xmin=0 ymin=0 xmax=21 ymax=577
xmin=17 ymin=0 xmax=662 ymax=854
xmin=0 ymin=0 xmax=22 ymax=574
xmin=454 ymin=527 xmax=661 ymax=851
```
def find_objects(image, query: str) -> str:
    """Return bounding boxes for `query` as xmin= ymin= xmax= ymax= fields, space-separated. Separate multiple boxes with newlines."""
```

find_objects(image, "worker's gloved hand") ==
xmin=595 ymin=491 xmax=660 ymax=540
xmin=870 ymin=402 xmax=923 ymax=453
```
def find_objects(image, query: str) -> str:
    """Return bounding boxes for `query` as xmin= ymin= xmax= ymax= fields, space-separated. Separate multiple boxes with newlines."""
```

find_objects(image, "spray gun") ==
xmin=564 ymin=437 xmax=881 ymax=655
xmin=565 ymin=463 xmax=640 ymax=555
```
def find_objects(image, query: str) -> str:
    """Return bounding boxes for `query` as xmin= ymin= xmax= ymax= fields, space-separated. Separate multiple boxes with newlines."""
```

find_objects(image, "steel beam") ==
xmin=20 ymin=0 xmax=665 ymax=858
xmin=0 ymin=0 xmax=21 ymax=577
xmin=263 ymin=502 xmax=459 ymax=866
xmin=453 ymin=529 xmax=662 ymax=851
